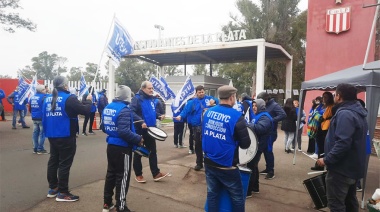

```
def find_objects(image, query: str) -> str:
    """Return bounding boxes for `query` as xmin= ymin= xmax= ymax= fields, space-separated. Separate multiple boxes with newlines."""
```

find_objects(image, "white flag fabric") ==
xmin=17 ymin=76 xmax=31 ymax=105
xmin=29 ymin=75 xmax=38 ymax=97
xmin=79 ymin=74 xmax=87 ymax=99
xmin=172 ymin=76 xmax=195 ymax=114
xmin=105 ymin=18 xmax=134 ymax=67
xmin=150 ymin=76 xmax=169 ymax=101
xmin=160 ymin=77 xmax=176 ymax=100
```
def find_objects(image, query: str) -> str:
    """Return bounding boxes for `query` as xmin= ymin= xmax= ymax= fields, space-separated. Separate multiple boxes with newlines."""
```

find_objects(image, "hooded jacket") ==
xmin=324 ymin=101 xmax=368 ymax=180
xmin=248 ymin=99 xmax=273 ymax=151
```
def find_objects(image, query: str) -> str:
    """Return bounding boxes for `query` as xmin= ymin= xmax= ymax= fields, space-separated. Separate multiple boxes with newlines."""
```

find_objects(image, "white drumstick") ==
xmin=307 ymin=170 xmax=327 ymax=175
xmin=133 ymin=120 xmax=144 ymax=123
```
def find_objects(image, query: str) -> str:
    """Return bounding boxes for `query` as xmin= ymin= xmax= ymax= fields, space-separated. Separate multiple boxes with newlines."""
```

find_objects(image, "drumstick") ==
xmin=307 ymin=170 xmax=327 ymax=175
xmin=133 ymin=120 xmax=144 ymax=123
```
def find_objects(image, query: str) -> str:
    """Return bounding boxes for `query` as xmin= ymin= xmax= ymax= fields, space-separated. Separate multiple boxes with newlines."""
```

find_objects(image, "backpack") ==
xmin=307 ymin=112 xmax=321 ymax=139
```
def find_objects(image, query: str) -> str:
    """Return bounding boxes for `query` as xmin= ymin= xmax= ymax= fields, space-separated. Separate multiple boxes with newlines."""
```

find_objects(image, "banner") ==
xmin=17 ymin=76 xmax=31 ymax=105
xmin=29 ymin=75 xmax=38 ymax=97
xmin=172 ymin=76 xmax=195 ymax=114
xmin=79 ymin=74 xmax=87 ymax=99
xmin=106 ymin=18 xmax=134 ymax=66
xmin=159 ymin=77 xmax=176 ymax=100
xmin=150 ymin=76 xmax=171 ymax=101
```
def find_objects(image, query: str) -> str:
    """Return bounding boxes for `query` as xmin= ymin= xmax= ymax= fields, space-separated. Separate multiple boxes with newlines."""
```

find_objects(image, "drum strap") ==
xmin=207 ymin=164 xmax=237 ymax=170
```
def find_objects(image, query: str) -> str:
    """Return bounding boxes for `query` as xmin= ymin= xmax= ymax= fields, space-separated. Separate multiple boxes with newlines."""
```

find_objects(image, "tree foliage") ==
xmin=0 ymin=0 xmax=36 ymax=33
xmin=29 ymin=51 xmax=67 ymax=80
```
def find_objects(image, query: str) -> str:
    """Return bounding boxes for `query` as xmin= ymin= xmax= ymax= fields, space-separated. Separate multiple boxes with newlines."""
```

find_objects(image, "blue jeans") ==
xmin=263 ymin=134 xmax=277 ymax=173
xmin=32 ymin=120 xmax=45 ymax=151
xmin=205 ymin=165 xmax=245 ymax=212
xmin=12 ymin=109 xmax=26 ymax=127
xmin=326 ymin=171 xmax=358 ymax=212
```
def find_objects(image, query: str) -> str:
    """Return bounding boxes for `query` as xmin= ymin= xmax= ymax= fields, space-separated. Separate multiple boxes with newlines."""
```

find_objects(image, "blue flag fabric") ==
xmin=79 ymin=74 xmax=87 ymax=99
xmin=18 ymin=76 xmax=31 ymax=105
xmin=150 ymin=76 xmax=171 ymax=101
xmin=106 ymin=19 xmax=134 ymax=66
xmin=159 ymin=77 xmax=176 ymax=100
xmin=172 ymin=76 xmax=195 ymax=114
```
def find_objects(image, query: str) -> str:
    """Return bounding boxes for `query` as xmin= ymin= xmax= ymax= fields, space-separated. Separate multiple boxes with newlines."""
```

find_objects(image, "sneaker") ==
xmin=37 ymin=150 xmax=49 ymax=155
xmin=12 ymin=126 xmax=16 ymax=129
xmin=173 ymin=144 xmax=178 ymax=148
xmin=102 ymin=203 xmax=115 ymax=212
xmin=135 ymin=175 xmax=146 ymax=183
xmin=188 ymin=150 xmax=194 ymax=154
xmin=17 ymin=123 xmax=22 ymax=126
xmin=259 ymin=170 xmax=268 ymax=175
xmin=33 ymin=149 xmax=37 ymax=154
xmin=82 ymin=132 xmax=87 ymax=136
xmin=194 ymin=165 xmax=203 ymax=171
xmin=55 ymin=192 xmax=79 ymax=202
xmin=265 ymin=173 xmax=275 ymax=180
xmin=88 ymin=131 xmax=95 ymax=135
xmin=117 ymin=206 xmax=132 ymax=212
xmin=178 ymin=145 xmax=187 ymax=148
xmin=252 ymin=190 xmax=260 ymax=194
xmin=246 ymin=194 xmax=253 ymax=199
xmin=297 ymin=148 xmax=302 ymax=152
xmin=47 ymin=188 xmax=58 ymax=198
xmin=290 ymin=147 xmax=295 ymax=151
xmin=153 ymin=172 xmax=169 ymax=182
xmin=22 ymin=125 xmax=30 ymax=128
xmin=356 ymin=187 xmax=362 ymax=192
xmin=310 ymin=153 xmax=318 ymax=159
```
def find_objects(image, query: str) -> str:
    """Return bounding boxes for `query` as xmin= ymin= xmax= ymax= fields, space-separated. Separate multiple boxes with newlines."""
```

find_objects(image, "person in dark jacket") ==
xmin=281 ymin=98 xmax=297 ymax=153
xmin=98 ymin=88 xmax=109 ymax=127
xmin=202 ymin=85 xmax=250 ymax=212
xmin=246 ymin=99 xmax=273 ymax=197
xmin=102 ymin=85 xmax=144 ymax=212
xmin=240 ymin=93 xmax=254 ymax=123
xmin=131 ymin=81 xmax=168 ymax=183
xmin=316 ymin=83 xmax=368 ymax=211
xmin=43 ymin=76 xmax=92 ymax=202
xmin=171 ymin=103 xmax=186 ymax=148
xmin=256 ymin=92 xmax=286 ymax=179
xmin=7 ymin=87 xmax=30 ymax=129
xmin=82 ymin=86 xmax=97 ymax=135
xmin=29 ymin=85 xmax=48 ymax=154
xmin=0 ymin=88 xmax=5 ymax=121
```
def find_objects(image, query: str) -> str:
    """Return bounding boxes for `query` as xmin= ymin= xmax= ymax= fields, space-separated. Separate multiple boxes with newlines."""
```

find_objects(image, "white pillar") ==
xmin=108 ymin=58 xmax=115 ymax=103
xmin=285 ymin=59 xmax=293 ymax=99
xmin=255 ymin=41 xmax=265 ymax=96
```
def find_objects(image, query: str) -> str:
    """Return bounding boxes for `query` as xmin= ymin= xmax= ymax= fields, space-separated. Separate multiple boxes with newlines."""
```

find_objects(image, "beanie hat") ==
xmin=36 ymin=85 xmax=45 ymax=93
xmin=218 ymin=85 xmax=237 ymax=99
xmin=241 ymin=92 xmax=252 ymax=101
xmin=257 ymin=91 xmax=270 ymax=101
xmin=115 ymin=85 xmax=132 ymax=102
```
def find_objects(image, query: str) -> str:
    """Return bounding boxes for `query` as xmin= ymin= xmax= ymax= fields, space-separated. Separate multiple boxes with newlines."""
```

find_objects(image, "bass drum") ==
xmin=147 ymin=127 xmax=168 ymax=141
xmin=238 ymin=127 xmax=258 ymax=165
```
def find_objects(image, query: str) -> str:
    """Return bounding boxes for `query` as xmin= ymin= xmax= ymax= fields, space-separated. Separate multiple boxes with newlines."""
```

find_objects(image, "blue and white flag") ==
xmin=159 ymin=77 xmax=176 ymax=100
xmin=79 ymin=74 xmax=87 ymax=99
xmin=106 ymin=18 xmax=134 ymax=67
xmin=29 ymin=75 xmax=38 ymax=97
xmin=17 ymin=76 xmax=31 ymax=105
xmin=172 ymin=76 xmax=195 ymax=114
xmin=150 ymin=76 xmax=170 ymax=101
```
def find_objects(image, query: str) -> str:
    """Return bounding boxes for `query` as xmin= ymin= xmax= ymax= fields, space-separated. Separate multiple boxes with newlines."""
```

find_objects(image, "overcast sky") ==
xmin=0 ymin=0 xmax=307 ymax=78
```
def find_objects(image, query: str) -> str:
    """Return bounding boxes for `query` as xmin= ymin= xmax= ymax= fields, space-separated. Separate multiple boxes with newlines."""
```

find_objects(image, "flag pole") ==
xmin=90 ymin=14 xmax=116 ymax=94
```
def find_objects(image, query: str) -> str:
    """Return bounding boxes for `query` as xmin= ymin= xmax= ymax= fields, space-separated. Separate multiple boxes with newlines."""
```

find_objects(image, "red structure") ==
xmin=304 ymin=0 xmax=376 ymax=110
xmin=0 ymin=79 xmax=45 ymax=114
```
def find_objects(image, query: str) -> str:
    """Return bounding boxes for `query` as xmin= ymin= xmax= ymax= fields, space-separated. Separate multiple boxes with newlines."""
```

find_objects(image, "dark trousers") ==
xmin=247 ymin=150 xmax=263 ymax=194
xmin=326 ymin=171 xmax=358 ymax=212
xmin=47 ymin=137 xmax=77 ymax=193
xmin=133 ymin=133 xmax=160 ymax=177
xmin=0 ymin=108 xmax=5 ymax=120
xmin=263 ymin=134 xmax=276 ymax=173
xmin=188 ymin=123 xmax=194 ymax=151
xmin=316 ymin=130 xmax=328 ymax=158
xmin=307 ymin=137 xmax=316 ymax=153
xmin=292 ymin=128 xmax=303 ymax=149
xmin=193 ymin=126 xmax=203 ymax=167
xmin=173 ymin=122 xmax=184 ymax=145
xmin=83 ymin=112 xmax=95 ymax=133
xmin=103 ymin=144 xmax=132 ymax=211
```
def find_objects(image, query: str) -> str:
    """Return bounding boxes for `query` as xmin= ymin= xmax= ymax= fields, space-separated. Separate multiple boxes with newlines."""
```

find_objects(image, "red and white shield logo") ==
xmin=326 ymin=7 xmax=351 ymax=34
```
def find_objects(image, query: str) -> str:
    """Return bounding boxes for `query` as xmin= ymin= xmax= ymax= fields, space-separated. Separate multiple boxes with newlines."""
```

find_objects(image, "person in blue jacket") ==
xmin=246 ymin=99 xmax=273 ymax=197
xmin=316 ymin=83 xmax=368 ymax=211
xmin=171 ymin=103 xmax=186 ymax=148
xmin=0 ymin=88 xmax=5 ymax=121
xmin=256 ymin=92 xmax=286 ymax=180
xmin=102 ymin=85 xmax=144 ymax=212
xmin=29 ymin=85 xmax=48 ymax=154
xmin=174 ymin=85 xmax=219 ymax=171
xmin=43 ymin=76 xmax=92 ymax=202
xmin=202 ymin=85 xmax=250 ymax=212
xmin=131 ymin=81 xmax=168 ymax=183
xmin=7 ymin=86 xmax=30 ymax=129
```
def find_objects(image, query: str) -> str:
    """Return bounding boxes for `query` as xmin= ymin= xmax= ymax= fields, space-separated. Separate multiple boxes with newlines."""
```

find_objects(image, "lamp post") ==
xmin=154 ymin=24 xmax=164 ymax=77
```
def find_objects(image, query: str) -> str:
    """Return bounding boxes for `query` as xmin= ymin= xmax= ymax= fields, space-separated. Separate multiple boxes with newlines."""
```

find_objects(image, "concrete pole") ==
xmin=255 ymin=41 xmax=265 ymax=96
xmin=285 ymin=58 xmax=293 ymax=99
xmin=108 ymin=58 xmax=115 ymax=103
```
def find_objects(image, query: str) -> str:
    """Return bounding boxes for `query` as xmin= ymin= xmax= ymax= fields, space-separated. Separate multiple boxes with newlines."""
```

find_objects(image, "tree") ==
xmin=0 ymin=0 xmax=36 ymax=33
xmin=164 ymin=65 xmax=182 ymax=76
xmin=66 ymin=67 xmax=82 ymax=81
xmin=31 ymin=51 xmax=68 ymax=80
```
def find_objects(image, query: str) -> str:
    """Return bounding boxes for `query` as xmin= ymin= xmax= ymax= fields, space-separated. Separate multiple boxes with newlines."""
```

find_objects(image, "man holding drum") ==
xmin=131 ymin=81 xmax=169 ymax=183
xmin=102 ymin=85 xmax=144 ymax=212
xmin=202 ymin=85 xmax=251 ymax=212
xmin=316 ymin=83 xmax=368 ymax=211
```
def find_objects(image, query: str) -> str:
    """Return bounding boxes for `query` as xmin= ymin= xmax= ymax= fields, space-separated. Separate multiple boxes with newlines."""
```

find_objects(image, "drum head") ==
xmin=238 ymin=127 xmax=258 ymax=165
xmin=148 ymin=127 xmax=168 ymax=141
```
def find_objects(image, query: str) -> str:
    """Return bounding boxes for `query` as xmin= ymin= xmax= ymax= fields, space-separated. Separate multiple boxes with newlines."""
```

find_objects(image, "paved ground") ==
xmin=0 ymin=115 xmax=378 ymax=212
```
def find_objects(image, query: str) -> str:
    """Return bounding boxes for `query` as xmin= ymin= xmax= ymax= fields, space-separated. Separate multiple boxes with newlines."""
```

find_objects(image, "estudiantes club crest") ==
xmin=326 ymin=6 xmax=351 ymax=34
